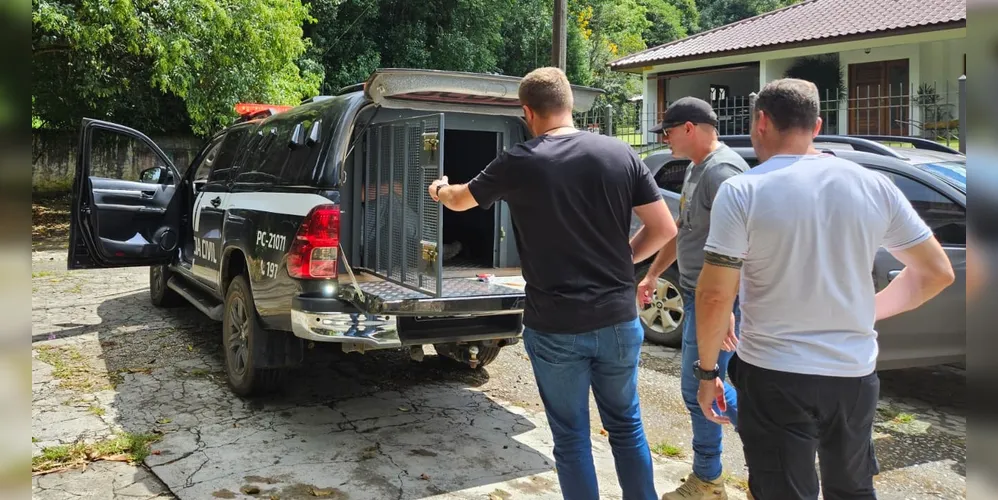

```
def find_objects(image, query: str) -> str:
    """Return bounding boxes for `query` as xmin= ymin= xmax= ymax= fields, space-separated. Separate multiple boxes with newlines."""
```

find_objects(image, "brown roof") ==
xmin=610 ymin=0 xmax=966 ymax=70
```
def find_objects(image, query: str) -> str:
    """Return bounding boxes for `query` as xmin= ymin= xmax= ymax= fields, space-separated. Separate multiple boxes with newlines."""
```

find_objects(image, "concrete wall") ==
xmin=32 ymin=131 xmax=204 ymax=193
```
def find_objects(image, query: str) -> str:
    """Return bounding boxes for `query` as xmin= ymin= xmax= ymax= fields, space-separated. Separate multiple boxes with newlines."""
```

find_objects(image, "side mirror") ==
xmin=140 ymin=166 xmax=174 ymax=185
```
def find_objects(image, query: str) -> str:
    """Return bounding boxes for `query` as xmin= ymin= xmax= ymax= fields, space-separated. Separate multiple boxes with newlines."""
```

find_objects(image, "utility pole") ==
xmin=552 ymin=0 xmax=567 ymax=70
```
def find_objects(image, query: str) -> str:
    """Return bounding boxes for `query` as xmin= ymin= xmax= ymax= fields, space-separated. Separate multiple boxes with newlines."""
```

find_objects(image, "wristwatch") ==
xmin=692 ymin=360 xmax=720 ymax=380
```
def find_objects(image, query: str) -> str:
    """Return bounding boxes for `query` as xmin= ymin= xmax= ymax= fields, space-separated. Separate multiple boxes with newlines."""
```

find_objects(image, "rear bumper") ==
xmin=290 ymin=294 xmax=523 ymax=348
xmin=290 ymin=295 xmax=402 ymax=348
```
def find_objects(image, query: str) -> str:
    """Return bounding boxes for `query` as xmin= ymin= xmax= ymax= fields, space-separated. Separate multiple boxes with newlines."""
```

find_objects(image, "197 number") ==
xmin=260 ymin=261 xmax=280 ymax=279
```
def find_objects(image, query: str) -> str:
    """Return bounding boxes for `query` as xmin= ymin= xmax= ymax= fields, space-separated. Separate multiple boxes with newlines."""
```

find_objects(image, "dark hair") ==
xmin=519 ymin=67 xmax=574 ymax=117
xmin=753 ymin=78 xmax=820 ymax=132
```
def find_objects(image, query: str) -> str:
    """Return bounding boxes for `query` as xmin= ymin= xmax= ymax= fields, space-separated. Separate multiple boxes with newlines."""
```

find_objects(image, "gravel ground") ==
xmin=31 ymin=249 xmax=966 ymax=499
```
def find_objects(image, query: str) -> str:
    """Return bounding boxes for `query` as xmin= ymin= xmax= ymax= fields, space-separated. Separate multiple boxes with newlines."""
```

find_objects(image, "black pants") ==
xmin=734 ymin=359 xmax=881 ymax=500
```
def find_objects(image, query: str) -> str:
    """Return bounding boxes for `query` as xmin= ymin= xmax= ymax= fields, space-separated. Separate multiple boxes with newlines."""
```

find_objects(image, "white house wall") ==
xmin=838 ymin=43 xmax=921 ymax=134
xmin=643 ymin=74 xmax=656 ymax=143
xmin=634 ymin=28 xmax=965 ymax=139
xmin=919 ymin=38 xmax=966 ymax=96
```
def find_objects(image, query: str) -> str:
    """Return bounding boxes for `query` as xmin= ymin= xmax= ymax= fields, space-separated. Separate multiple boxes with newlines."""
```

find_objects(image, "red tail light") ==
xmin=287 ymin=204 xmax=340 ymax=279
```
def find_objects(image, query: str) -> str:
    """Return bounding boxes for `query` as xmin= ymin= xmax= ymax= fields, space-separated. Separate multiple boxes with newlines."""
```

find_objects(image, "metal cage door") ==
xmin=360 ymin=113 xmax=444 ymax=296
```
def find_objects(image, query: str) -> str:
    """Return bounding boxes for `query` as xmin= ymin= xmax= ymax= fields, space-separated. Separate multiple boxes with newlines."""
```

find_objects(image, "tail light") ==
xmin=287 ymin=204 xmax=340 ymax=279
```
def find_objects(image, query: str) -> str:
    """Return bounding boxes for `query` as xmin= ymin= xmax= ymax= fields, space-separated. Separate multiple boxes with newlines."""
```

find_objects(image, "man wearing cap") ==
xmin=637 ymin=97 xmax=748 ymax=500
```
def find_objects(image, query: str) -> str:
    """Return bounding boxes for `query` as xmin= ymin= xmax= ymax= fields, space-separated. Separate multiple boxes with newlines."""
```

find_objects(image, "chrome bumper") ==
xmin=291 ymin=309 xmax=402 ymax=349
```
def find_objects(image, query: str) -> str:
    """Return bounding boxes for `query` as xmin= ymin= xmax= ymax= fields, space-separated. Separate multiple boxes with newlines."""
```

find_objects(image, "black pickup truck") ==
xmin=69 ymin=69 xmax=683 ymax=396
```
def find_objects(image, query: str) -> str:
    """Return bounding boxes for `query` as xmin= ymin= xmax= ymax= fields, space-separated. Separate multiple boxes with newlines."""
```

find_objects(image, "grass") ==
xmin=723 ymin=472 xmax=750 ymax=491
xmin=32 ymin=271 xmax=55 ymax=279
xmin=893 ymin=412 xmax=915 ymax=424
xmin=87 ymin=405 xmax=105 ymax=417
xmin=651 ymin=441 xmax=684 ymax=458
xmin=35 ymin=345 xmax=112 ymax=393
xmin=877 ymin=405 xmax=901 ymax=420
xmin=31 ymin=432 xmax=160 ymax=474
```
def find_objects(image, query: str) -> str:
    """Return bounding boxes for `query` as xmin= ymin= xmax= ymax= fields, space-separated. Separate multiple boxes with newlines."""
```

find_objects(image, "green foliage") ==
xmin=32 ymin=0 xmax=815 ymax=136
xmin=33 ymin=0 xmax=322 ymax=135
xmin=639 ymin=0 xmax=697 ymax=48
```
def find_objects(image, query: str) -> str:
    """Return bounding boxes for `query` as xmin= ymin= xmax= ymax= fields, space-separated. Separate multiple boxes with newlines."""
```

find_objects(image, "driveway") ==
xmin=30 ymin=249 xmax=966 ymax=499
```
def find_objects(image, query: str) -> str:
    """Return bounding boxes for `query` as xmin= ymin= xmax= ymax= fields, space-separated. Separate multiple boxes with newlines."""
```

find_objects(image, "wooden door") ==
xmin=848 ymin=59 xmax=910 ymax=135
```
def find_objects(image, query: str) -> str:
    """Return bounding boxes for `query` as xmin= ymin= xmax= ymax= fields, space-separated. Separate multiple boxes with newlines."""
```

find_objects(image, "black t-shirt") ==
xmin=467 ymin=131 xmax=661 ymax=334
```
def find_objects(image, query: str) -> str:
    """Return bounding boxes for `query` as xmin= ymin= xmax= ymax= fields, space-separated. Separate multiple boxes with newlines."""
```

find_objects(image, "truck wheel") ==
xmin=434 ymin=343 xmax=503 ymax=369
xmin=149 ymin=265 xmax=183 ymax=307
xmin=222 ymin=275 xmax=285 ymax=396
xmin=635 ymin=265 xmax=685 ymax=348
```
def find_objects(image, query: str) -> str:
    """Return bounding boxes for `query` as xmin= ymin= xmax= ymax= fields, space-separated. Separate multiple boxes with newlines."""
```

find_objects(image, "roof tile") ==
xmin=610 ymin=0 xmax=966 ymax=68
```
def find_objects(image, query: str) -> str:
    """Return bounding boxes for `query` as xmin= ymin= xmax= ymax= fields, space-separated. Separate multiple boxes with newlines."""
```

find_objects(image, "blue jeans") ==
xmin=680 ymin=291 xmax=741 ymax=482
xmin=523 ymin=318 xmax=657 ymax=500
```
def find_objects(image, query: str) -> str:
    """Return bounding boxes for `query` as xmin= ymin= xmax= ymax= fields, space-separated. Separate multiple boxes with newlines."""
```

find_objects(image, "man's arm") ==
xmin=875 ymin=236 xmax=955 ymax=320
xmin=644 ymin=236 xmax=678 ymax=279
xmin=631 ymin=200 xmax=678 ymax=263
xmin=430 ymin=178 xmax=480 ymax=212
xmin=696 ymin=182 xmax=748 ymax=369
xmin=696 ymin=254 xmax=741 ymax=369
xmin=875 ymin=181 xmax=955 ymax=320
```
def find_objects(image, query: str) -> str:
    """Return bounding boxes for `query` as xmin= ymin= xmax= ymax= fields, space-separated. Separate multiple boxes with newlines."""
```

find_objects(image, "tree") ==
xmin=570 ymin=0 xmax=651 ymax=104
xmin=639 ymin=0 xmax=697 ymax=48
xmin=308 ymin=0 xmax=508 ymax=92
xmin=32 ymin=0 xmax=323 ymax=135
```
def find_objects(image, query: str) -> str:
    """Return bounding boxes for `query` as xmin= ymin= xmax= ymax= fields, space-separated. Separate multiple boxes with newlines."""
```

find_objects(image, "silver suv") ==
xmin=637 ymin=136 xmax=966 ymax=371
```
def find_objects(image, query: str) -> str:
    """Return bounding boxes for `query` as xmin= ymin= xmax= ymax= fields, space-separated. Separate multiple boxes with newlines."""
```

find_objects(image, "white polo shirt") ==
xmin=704 ymin=154 xmax=932 ymax=377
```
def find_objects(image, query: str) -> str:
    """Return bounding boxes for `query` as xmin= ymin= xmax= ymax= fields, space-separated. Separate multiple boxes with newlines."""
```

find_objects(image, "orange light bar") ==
xmin=234 ymin=102 xmax=293 ymax=117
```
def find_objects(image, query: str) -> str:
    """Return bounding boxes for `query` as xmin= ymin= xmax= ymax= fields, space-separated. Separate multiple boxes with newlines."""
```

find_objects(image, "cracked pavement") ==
xmin=31 ymin=249 xmax=966 ymax=499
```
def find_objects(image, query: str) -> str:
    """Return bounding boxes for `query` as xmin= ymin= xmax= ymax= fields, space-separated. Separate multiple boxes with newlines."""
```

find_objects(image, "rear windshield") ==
xmin=918 ymin=160 xmax=966 ymax=190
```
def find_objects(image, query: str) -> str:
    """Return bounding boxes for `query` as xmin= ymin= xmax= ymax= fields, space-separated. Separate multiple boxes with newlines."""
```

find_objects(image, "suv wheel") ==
xmin=149 ymin=265 xmax=182 ymax=307
xmin=635 ymin=265 xmax=685 ymax=348
xmin=222 ymin=275 xmax=285 ymax=396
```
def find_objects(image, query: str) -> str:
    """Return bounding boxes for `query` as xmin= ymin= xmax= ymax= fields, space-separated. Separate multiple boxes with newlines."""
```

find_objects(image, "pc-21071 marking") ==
xmin=256 ymin=231 xmax=287 ymax=252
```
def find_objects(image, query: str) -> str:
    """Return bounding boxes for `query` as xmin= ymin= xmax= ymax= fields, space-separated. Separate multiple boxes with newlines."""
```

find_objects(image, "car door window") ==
xmin=880 ymin=171 xmax=966 ymax=246
xmin=193 ymin=141 xmax=223 ymax=184
xmin=209 ymin=128 xmax=251 ymax=184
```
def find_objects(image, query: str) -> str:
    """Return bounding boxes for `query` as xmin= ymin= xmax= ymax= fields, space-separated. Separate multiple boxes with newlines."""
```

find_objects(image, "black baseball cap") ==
xmin=649 ymin=97 xmax=719 ymax=133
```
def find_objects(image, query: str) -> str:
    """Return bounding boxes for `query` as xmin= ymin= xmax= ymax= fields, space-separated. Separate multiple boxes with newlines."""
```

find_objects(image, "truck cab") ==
xmin=67 ymin=69 xmax=612 ymax=396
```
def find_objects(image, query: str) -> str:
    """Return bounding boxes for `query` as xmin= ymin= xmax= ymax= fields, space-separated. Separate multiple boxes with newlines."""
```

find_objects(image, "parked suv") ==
xmin=638 ymin=135 xmax=967 ymax=370
xmin=68 ymin=69 xmax=635 ymax=396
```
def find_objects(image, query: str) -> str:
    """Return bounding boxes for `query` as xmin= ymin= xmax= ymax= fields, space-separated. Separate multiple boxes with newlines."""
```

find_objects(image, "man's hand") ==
xmin=428 ymin=176 xmax=449 ymax=202
xmin=697 ymin=378 xmax=730 ymax=425
xmin=636 ymin=276 xmax=656 ymax=306
xmin=721 ymin=312 xmax=738 ymax=352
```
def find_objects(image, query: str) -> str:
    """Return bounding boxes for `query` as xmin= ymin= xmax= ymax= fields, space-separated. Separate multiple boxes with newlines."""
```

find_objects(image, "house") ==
xmin=609 ymin=0 xmax=966 ymax=143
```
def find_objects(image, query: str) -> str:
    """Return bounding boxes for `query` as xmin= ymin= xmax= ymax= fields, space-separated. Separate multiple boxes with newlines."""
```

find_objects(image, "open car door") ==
xmin=68 ymin=119 xmax=184 ymax=269
xmin=364 ymin=68 xmax=604 ymax=116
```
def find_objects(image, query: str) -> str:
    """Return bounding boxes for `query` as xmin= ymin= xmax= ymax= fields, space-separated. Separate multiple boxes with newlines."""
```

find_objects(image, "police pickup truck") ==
xmin=67 ymin=69 xmax=639 ymax=396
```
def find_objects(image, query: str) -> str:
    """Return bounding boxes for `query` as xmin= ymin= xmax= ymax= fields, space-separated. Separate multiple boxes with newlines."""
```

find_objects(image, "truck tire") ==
xmin=222 ymin=275 xmax=285 ymax=396
xmin=149 ymin=265 xmax=183 ymax=307
xmin=634 ymin=264 xmax=686 ymax=348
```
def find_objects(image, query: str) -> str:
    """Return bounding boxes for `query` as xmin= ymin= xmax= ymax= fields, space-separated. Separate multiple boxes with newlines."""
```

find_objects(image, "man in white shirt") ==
xmin=692 ymin=78 xmax=955 ymax=500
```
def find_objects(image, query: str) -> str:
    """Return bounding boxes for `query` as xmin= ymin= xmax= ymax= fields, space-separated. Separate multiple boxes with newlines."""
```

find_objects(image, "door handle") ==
xmin=210 ymin=197 xmax=222 ymax=208
xmin=887 ymin=270 xmax=901 ymax=282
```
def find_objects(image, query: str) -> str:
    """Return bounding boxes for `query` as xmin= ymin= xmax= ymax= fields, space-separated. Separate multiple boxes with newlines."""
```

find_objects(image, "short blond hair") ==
xmin=518 ymin=67 xmax=574 ymax=117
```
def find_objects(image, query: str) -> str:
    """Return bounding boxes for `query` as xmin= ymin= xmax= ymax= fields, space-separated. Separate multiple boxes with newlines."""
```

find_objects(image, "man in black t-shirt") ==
xmin=428 ymin=67 xmax=677 ymax=500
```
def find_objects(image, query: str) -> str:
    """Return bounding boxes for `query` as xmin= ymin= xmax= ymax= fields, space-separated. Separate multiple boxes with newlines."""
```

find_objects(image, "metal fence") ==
xmin=575 ymin=77 xmax=967 ymax=154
